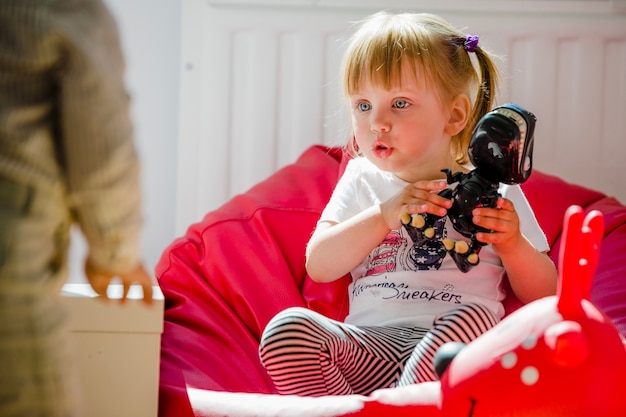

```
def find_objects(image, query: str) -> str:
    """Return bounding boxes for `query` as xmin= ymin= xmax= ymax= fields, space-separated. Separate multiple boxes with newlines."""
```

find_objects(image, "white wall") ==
xmin=69 ymin=0 xmax=182 ymax=282
xmin=69 ymin=0 xmax=626 ymax=283
xmin=177 ymin=0 xmax=626 ymax=234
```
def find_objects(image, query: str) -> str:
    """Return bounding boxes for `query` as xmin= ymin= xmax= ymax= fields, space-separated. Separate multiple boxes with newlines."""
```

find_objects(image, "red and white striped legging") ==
xmin=259 ymin=302 xmax=498 ymax=396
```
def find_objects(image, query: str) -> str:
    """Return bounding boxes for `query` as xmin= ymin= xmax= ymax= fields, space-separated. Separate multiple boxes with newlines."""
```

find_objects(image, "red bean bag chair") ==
xmin=156 ymin=145 xmax=626 ymax=416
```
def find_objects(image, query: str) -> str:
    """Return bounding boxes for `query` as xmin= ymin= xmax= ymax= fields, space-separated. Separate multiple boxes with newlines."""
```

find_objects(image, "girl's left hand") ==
xmin=472 ymin=197 xmax=523 ymax=255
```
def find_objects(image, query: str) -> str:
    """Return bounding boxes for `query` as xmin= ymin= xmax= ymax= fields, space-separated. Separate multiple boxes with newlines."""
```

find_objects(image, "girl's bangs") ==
xmin=344 ymin=31 xmax=422 ymax=95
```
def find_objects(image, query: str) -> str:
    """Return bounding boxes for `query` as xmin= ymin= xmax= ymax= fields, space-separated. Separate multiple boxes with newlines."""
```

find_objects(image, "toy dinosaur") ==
xmin=402 ymin=103 xmax=536 ymax=272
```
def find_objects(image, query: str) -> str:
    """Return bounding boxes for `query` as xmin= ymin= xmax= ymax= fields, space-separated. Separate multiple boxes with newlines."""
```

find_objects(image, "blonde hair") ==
xmin=341 ymin=11 xmax=500 ymax=164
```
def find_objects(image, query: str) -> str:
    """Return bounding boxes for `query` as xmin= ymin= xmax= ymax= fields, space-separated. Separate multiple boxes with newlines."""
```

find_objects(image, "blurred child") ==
xmin=0 ymin=0 xmax=153 ymax=415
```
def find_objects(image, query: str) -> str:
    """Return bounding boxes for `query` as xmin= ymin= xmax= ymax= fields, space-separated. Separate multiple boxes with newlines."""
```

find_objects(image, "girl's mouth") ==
xmin=372 ymin=140 xmax=392 ymax=159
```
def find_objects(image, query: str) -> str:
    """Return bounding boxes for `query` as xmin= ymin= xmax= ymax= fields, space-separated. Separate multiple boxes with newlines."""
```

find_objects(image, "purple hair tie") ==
xmin=464 ymin=35 xmax=479 ymax=53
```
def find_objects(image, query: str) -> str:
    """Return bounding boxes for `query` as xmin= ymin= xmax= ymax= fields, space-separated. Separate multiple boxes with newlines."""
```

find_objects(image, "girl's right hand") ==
xmin=380 ymin=179 xmax=452 ymax=230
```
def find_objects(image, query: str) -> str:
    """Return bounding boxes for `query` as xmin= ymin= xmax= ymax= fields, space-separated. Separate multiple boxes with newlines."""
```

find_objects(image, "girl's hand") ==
xmin=381 ymin=179 xmax=452 ymax=230
xmin=472 ymin=197 xmax=524 ymax=255
xmin=473 ymin=197 xmax=557 ymax=303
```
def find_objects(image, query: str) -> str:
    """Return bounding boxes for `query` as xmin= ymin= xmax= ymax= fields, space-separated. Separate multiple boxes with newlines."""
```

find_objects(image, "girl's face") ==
xmin=349 ymin=61 xmax=464 ymax=183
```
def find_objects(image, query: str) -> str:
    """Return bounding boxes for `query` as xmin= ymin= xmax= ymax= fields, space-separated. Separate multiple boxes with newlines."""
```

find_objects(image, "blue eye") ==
xmin=358 ymin=102 xmax=371 ymax=112
xmin=394 ymin=100 xmax=409 ymax=109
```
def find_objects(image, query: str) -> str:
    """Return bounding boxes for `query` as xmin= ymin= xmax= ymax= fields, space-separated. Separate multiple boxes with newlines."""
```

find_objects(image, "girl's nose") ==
xmin=370 ymin=111 xmax=391 ymax=133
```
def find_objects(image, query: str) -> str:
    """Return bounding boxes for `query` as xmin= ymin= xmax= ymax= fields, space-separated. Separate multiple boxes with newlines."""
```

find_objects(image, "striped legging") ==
xmin=259 ymin=302 xmax=498 ymax=396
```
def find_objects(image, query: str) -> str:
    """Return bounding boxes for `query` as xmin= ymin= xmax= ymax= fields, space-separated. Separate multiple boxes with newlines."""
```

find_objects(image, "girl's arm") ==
xmin=306 ymin=179 xmax=452 ymax=283
xmin=473 ymin=198 xmax=557 ymax=303
xmin=499 ymin=245 xmax=556 ymax=304
xmin=305 ymin=205 xmax=390 ymax=283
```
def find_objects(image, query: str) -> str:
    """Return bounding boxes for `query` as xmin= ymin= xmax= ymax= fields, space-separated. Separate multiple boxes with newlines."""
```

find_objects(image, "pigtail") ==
xmin=454 ymin=43 xmax=500 ymax=165
xmin=472 ymin=47 xmax=499 ymax=127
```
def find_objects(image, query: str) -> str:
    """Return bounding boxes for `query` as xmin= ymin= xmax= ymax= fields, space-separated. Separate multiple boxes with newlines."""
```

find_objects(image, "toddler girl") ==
xmin=259 ymin=11 xmax=557 ymax=396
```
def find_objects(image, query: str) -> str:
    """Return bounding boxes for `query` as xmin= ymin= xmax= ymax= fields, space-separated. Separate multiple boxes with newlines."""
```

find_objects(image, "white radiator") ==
xmin=177 ymin=0 xmax=626 ymax=233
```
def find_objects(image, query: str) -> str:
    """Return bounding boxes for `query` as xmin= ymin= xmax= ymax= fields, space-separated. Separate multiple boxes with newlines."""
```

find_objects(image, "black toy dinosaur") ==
xmin=401 ymin=103 xmax=537 ymax=272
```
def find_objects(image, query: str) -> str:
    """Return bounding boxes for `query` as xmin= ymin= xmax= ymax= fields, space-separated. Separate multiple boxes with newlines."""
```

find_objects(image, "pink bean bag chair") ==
xmin=156 ymin=145 xmax=626 ymax=416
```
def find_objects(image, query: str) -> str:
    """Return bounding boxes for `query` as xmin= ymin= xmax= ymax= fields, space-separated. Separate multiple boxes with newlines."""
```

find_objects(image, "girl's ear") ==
xmin=444 ymin=94 xmax=471 ymax=136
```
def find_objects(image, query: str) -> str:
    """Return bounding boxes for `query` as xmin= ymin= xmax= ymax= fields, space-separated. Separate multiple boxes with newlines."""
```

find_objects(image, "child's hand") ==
xmin=85 ymin=258 xmax=154 ymax=305
xmin=381 ymin=179 xmax=452 ymax=230
xmin=472 ymin=197 xmax=523 ymax=255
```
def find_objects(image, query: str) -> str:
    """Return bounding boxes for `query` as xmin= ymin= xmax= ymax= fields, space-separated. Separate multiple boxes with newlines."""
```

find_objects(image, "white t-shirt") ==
xmin=319 ymin=157 xmax=550 ymax=328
